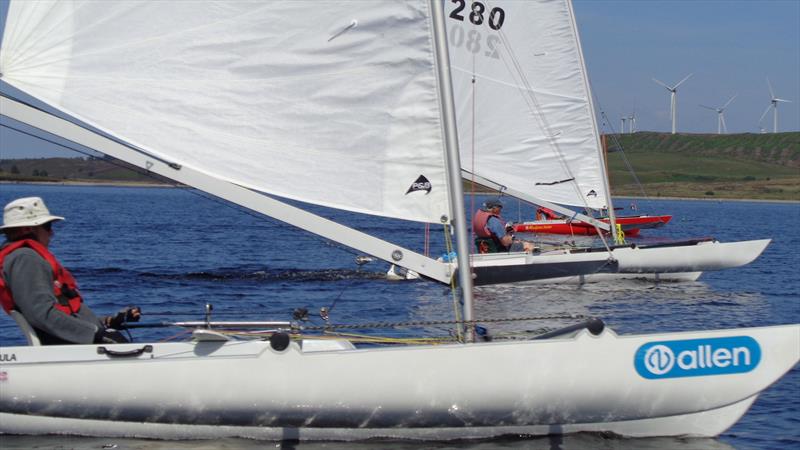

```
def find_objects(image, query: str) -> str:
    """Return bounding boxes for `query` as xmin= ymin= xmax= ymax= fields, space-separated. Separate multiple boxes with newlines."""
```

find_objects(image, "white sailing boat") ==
xmin=448 ymin=0 xmax=770 ymax=283
xmin=0 ymin=0 xmax=797 ymax=441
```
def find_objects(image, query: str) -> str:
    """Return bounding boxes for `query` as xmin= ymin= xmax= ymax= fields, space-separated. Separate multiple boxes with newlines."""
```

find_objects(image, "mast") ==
xmin=567 ymin=0 xmax=619 ymax=241
xmin=429 ymin=0 xmax=475 ymax=341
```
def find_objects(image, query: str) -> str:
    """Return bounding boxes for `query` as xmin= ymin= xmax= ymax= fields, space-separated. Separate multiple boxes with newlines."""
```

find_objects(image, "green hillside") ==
xmin=2 ymin=132 xmax=799 ymax=200
xmin=606 ymin=132 xmax=800 ymax=200
xmin=0 ymin=157 xmax=168 ymax=184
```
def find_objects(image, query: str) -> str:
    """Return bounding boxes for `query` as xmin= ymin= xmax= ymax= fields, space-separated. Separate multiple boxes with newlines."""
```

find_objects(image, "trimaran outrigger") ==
xmin=0 ymin=0 xmax=797 ymax=441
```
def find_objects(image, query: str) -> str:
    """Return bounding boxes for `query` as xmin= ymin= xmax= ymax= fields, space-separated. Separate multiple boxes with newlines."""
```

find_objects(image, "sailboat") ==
xmin=0 ymin=0 xmax=797 ymax=440
xmin=513 ymin=206 xmax=672 ymax=236
xmin=449 ymin=1 xmax=770 ymax=283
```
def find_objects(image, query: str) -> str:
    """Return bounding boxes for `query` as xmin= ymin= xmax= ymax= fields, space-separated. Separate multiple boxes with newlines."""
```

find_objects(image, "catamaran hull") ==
xmin=610 ymin=239 xmax=770 ymax=274
xmin=0 ymin=394 xmax=758 ymax=440
xmin=458 ymin=239 xmax=768 ymax=285
xmin=513 ymin=215 xmax=672 ymax=236
xmin=1 ymin=324 xmax=797 ymax=439
xmin=468 ymin=251 xmax=617 ymax=286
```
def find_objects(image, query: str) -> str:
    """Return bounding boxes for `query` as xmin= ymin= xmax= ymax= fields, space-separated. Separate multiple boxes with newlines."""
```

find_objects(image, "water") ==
xmin=0 ymin=184 xmax=798 ymax=449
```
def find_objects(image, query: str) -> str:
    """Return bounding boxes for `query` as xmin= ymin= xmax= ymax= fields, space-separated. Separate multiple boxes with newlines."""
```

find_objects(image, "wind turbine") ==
xmin=620 ymin=116 xmax=627 ymax=134
xmin=759 ymin=78 xmax=791 ymax=133
xmin=652 ymin=73 xmax=693 ymax=134
xmin=699 ymin=94 xmax=737 ymax=134
xmin=628 ymin=113 xmax=636 ymax=133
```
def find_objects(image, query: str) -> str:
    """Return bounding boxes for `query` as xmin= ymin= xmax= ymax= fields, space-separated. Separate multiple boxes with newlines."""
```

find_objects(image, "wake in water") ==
xmin=89 ymin=266 xmax=391 ymax=283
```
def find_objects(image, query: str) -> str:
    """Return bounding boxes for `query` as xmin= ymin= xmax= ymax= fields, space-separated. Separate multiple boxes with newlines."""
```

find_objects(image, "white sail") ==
xmin=448 ymin=0 xmax=608 ymax=210
xmin=0 ymin=0 xmax=450 ymax=224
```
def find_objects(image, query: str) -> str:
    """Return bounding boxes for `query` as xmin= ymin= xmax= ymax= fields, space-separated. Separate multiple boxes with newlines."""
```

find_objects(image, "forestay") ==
xmin=448 ymin=0 xmax=608 ymax=210
xmin=0 ymin=0 xmax=451 ymax=224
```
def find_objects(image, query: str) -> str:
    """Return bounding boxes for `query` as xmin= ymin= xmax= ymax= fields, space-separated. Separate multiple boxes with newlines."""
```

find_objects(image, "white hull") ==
xmin=611 ymin=239 xmax=771 ymax=274
xmin=528 ymin=239 xmax=770 ymax=285
xmin=1 ymin=324 xmax=797 ymax=439
xmin=402 ymin=239 xmax=768 ymax=285
xmin=0 ymin=395 xmax=757 ymax=440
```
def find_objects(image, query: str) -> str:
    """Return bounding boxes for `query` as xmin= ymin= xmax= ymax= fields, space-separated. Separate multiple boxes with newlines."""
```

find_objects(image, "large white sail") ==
xmin=448 ymin=0 xmax=608 ymax=210
xmin=0 ymin=0 xmax=451 ymax=223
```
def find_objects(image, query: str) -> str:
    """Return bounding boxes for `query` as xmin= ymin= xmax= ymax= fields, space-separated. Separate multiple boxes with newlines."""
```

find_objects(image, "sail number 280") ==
xmin=449 ymin=0 xmax=506 ymax=30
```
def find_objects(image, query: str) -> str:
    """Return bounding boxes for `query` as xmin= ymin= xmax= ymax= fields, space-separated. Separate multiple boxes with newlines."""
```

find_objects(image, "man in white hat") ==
xmin=0 ymin=197 xmax=140 ymax=345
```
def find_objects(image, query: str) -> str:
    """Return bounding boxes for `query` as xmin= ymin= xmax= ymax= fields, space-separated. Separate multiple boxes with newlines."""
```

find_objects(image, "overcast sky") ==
xmin=1 ymin=0 xmax=799 ymax=159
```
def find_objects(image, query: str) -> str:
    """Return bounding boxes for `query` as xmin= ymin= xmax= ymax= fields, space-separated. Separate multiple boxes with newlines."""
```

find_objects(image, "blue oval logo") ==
xmin=634 ymin=336 xmax=761 ymax=379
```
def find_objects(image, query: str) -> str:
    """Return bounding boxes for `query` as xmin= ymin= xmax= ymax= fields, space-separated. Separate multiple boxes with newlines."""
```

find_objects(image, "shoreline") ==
xmin=616 ymin=195 xmax=799 ymax=204
xmin=0 ymin=180 xmax=175 ymax=188
xmin=3 ymin=180 xmax=797 ymax=204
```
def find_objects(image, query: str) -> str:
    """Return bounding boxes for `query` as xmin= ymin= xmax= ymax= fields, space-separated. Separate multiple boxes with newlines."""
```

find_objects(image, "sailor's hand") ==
xmin=94 ymin=327 xmax=130 ymax=344
xmin=106 ymin=306 xmax=142 ymax=329
xmin=505 ymin=222 xmax=515 ymax=233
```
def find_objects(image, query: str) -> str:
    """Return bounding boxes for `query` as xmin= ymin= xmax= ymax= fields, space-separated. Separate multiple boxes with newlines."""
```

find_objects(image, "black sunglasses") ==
xmin=41 ymin=222 xmax=53 ymax=232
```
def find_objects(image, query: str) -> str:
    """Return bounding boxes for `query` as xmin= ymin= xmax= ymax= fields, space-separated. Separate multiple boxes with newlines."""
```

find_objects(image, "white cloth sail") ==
xmin=448 ymin=0 xmax=608 ymax=209
xmin=0 ymin=0 xmax=451 ymax=223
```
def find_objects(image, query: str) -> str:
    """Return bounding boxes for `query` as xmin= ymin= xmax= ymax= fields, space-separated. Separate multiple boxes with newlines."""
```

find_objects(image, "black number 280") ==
xmin=449 ymin=0 xmax=505 ymax=30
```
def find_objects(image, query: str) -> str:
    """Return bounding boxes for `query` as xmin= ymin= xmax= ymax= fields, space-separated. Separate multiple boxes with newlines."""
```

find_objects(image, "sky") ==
xmin=1 ymin=0 xmax=799 ymax=159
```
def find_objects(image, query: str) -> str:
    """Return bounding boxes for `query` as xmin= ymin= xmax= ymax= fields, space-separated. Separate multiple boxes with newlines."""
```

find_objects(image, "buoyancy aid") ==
xmin=0 ymin=239 xmax=83 ymax=315
xmin=473 ymin=209 xmax=500 ymax=238
xmin=472 ymin=209 xmax=508 ymax=252
xmin=537 ymin=207 xmax=560 ymax=220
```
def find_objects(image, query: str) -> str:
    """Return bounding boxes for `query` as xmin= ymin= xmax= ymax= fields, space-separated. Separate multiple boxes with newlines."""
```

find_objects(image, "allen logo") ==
xmin=635 ymin=336 xmax=761 ymax=379
xmin=405 ymin=175 xmax=432 ymax=195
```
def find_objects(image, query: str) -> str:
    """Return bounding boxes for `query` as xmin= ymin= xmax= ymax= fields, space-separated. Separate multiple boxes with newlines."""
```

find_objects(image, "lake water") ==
xmin=0 ymin=184 xmax=798 ymax=450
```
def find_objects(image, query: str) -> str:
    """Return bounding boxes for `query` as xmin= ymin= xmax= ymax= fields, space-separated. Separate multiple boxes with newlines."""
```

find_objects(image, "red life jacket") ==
xmin=537 ymin=207 xmax=560 ymax=220
xmin=472 ymin=209 xmax=509 ymax=252
xmin=0 ymin=239 xmax=83 ymax=315
xmin=473 ymin=209 xmax=502 ymax=238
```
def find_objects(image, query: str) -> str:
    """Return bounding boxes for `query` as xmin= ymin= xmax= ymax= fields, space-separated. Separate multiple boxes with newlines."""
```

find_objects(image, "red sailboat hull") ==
xmin=513 ymin=215 xmax=672 ymax=236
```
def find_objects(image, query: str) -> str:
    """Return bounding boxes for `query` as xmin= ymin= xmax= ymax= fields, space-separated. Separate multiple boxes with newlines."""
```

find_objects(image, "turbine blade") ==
xmin=774 ymin=98 xmax=792 ymax=103
xmin=652 ymin=78 xmax=670 ymax=89
xmin=722 ymin=94 xmax=737 ymax=109
xmin=674 ymin=73 xmax=693 ymax=89
xmin=699 ymin=104 xmax=716 ymax=111
xmin=767 ymin=78 xmax=775 ymax=98
xmin=758 ymin=104 xmax=771 ymax=123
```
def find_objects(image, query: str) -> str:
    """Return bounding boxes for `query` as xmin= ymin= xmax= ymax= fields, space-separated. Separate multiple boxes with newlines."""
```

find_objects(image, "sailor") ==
xmin=0 ymin=197 xmax=141 ymax=345
xmin=472 ymin=197 xmax=534 ymax=254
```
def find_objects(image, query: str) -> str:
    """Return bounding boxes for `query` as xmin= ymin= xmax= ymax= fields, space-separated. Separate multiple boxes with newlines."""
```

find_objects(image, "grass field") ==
xmin=2 ymin=132 xmax=799 ymax=200
xmin=606 ymin=132 xmax=799 ymax=201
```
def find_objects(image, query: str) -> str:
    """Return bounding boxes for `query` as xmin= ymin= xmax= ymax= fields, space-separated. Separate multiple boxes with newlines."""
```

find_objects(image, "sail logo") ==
xmin=635 ymin=336 xmax=760 ymax=379
xmin=405 ymin=175 xmax=432 ymax=195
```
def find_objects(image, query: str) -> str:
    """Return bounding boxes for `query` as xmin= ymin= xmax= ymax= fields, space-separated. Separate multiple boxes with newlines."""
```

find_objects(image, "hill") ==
xmin=0 ymin=156 xmax=169 ymax=185
xmin=606 ymin=131 xmax=799 ymax=201
xmin=2 ymin=132 xmax=799 ymax=200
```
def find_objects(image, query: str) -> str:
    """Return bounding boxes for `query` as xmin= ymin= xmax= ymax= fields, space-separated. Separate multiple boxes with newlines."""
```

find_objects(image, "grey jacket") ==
xmin=3 ymin=247 xmax=103 ymax=344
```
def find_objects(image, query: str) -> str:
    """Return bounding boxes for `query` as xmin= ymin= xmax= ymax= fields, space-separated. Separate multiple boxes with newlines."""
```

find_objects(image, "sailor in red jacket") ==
xmin=472 ymin=197 xmax=534 ymax=254
xmin=0 ymin=197 xmax=140 ymax=345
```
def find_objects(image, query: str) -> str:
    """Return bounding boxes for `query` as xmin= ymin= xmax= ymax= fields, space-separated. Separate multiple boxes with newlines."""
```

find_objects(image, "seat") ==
xmin=10 ymin=310 xmax=42 ymax=346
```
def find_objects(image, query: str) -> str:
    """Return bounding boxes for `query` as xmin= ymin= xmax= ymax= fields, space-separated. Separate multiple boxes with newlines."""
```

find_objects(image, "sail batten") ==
xmin=1 ymin=0 xmax=452 ymax=224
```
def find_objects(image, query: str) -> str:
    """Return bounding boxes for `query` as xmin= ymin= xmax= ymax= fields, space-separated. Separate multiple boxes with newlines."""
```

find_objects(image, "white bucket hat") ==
xmin=1 ymin=197 xmax=65 ymax=230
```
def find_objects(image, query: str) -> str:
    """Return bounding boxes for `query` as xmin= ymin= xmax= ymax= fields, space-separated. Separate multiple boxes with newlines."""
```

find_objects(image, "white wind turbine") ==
xmin=699 ymin=94 xmax=737 ymax=134
xmin=653 ymin=73 xmax=693 ymax=134
xmin=620 ymin=116 xmax=627 ymax=134
xmin=628 ymin=111 xmax=636 ymax=133
xmin=758 ymin=78 xmax=791 ymax=133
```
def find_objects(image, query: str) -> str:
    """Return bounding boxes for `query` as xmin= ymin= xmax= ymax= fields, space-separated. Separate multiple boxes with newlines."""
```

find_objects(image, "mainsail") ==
xmin=1 ymin=0 xmax=451 ymax=224
xmin=448 ymin=0 xmax=609 ymax=211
